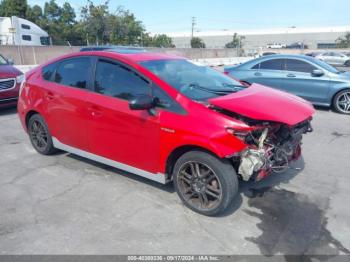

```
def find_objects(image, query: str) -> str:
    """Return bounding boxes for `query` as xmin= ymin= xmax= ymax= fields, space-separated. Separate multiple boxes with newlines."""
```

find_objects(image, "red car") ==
xmin=0 ymin=54 xmax=24 ymax=108
xmin=17 ymin=50 xmax=314 ymax=216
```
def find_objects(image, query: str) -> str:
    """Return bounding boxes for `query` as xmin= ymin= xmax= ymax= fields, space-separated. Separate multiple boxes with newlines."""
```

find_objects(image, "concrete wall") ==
xmin=172 ymin=31 xmax=348 ymax=49
xmin=2 ymin=45 xmax=349 ymax=66
xmin=0 ymin=45 xmax=240 ymax=65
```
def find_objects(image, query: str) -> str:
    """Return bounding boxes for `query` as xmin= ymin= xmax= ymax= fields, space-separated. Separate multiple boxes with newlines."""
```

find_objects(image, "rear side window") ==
xmin=42 ymin=63 xmax=58 ymax=81
xmin=94 ymin=59 xmax=151 ymax=101
xmin=254 ymin=59 xmax=285 ymax=70
xmin=54 ymin=57 xmax=92 ymax=89
xmin=285 ymin=59 xmax=316 ymax=73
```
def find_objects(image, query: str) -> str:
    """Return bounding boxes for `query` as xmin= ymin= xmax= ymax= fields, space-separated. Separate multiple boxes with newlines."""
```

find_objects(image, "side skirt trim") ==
xmin=52 ymin=137 xmax=167 ymax=184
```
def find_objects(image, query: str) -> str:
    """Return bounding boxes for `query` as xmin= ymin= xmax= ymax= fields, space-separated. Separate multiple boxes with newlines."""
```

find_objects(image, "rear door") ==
xmin=44 ymin=56 xmax=93 ymax=151
xmin=281 ymin=59 xmax=330 ymax=103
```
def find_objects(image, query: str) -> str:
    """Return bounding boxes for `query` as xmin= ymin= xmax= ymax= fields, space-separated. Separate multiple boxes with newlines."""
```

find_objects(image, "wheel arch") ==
xmin=165 ymin=145 xmax=225 ymax=181
xmin=331 ymin=87 xmax=350 ymax=107
xmin=25 ymin=110 xmax=41 ymax=128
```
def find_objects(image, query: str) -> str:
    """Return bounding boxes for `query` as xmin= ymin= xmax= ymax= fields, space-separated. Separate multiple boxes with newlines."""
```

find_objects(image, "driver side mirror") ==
xmin=311 ymin=69 xmax=324 ymax=77
xmin=129 ymin=94 xmax=155 ymax=110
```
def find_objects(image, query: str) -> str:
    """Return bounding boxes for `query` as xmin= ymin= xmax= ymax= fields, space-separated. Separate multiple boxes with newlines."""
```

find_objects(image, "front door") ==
xmin=86 ymin=58 xmax=160 ymax=174
xmin=280 ymin=59 xmax=330 ymax=103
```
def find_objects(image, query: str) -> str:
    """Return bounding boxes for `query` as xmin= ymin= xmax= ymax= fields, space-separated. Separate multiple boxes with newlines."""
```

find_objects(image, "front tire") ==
xmin=173 ymin=151 xmax=238 ymax=216
xmin=333 ymin=89 xmax=350 ymax=114
xmin=28 ymin=114 xmax=57 ymax=155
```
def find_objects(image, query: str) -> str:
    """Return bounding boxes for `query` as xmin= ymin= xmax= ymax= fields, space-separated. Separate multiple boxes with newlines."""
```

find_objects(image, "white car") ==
xmin=315 ymin=52 xmax=350 ymax=67
xmin=266 ymin=43 xmax=286 ymax=49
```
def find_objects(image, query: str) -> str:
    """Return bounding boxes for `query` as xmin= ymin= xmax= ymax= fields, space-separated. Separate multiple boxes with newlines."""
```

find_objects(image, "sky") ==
xmin=28 ymin=0 xmax=350 ymax=33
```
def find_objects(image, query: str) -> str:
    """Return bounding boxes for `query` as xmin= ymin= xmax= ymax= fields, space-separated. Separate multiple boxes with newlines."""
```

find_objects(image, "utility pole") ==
xmin=191 ymin=17 xmax=196 ymax=39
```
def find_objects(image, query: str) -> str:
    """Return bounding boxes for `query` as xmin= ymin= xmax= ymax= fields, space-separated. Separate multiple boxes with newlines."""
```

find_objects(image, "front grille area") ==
xmin=0 ymin=78 xmax=16 ymax=91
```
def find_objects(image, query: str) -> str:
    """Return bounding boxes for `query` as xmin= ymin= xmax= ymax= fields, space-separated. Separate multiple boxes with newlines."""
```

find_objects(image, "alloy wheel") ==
xmin=176 ymin=161 xmax=222 ymax=211
xmin=336 ymin=91 xmax=350 ymax=114
xmin=29 ymin=120 xmax=49 ymax=151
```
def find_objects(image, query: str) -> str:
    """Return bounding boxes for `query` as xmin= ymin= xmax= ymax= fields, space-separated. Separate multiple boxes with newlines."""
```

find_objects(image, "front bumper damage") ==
xmin=234 ymin=119 xmax=313 ymax=181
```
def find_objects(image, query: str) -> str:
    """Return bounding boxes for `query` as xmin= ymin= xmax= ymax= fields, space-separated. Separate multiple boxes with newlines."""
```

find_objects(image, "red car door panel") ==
xmin=45 ymin=83 xmax=90 ymax=151
xmin=43 ymin=56 xmax=93 ymax=151
xmin=86 ymin=58 xmax=160 ymax=173
xmin=87 ymin=94 xmax=160 ymax=173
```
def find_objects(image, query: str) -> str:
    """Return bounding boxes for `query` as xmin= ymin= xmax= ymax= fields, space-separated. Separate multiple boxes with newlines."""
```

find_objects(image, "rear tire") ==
xmin=332 ymin=89 xmax=350 ymax=114
xmin=173 ymin=151 xmax=238 ymax=216
xmin=28 ymin=114 xmax=57 ymax=155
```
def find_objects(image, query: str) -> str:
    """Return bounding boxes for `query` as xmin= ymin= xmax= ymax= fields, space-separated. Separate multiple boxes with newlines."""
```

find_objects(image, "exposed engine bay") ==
xmin=212 ymin=107 xmax=313 ymax=181
xmin=236 ymin=120 xmax=312 ymax=181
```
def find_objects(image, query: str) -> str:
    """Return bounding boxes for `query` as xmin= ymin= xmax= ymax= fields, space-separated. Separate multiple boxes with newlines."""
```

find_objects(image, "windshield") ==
xmin=140 ymin=59 xmax=245 ymax=100
xmin=312 ymin=58 xmax=339 ymax=74
xmin=0 ymin=55 xmax=8 ymax=65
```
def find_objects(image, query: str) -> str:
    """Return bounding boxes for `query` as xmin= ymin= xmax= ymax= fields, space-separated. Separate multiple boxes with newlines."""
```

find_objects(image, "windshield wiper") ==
xmin=186 ymin=83 xmax=237 ymax=95
xmin=222 ymin=83 xmax=245 ymax=89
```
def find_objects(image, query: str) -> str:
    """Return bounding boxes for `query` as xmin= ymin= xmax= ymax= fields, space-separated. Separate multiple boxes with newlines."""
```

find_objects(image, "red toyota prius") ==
xmin=18 ymin=49 xmax=314 ymax=216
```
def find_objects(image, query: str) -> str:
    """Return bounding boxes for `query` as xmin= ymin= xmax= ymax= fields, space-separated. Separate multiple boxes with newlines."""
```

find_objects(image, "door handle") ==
xmin=254 ymin=72 xmax=262 ymax=76
xmin=88 ymin=105 xmax=103 ymax=117
xmin=287 ymin=74 xmax=296 ymax=78
xmin=46 ymin=92 xmax=54 ymax=100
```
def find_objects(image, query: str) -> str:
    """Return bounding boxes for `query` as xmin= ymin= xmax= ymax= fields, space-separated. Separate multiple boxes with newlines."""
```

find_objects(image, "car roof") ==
xmin=79 ymin=45 xmax=146 ymax=52
xmin=44 ymin=50 xmax=185 ymax=67
xmin=232 ymin=54 xmax=318 ymax=69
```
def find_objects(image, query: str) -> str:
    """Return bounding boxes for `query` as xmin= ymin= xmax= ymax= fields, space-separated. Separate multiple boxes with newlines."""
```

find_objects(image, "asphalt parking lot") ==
xmin=1 ymin=107 xmax=350 ymax=255
xmin=1 ymin=66 xmax=350 ymax=256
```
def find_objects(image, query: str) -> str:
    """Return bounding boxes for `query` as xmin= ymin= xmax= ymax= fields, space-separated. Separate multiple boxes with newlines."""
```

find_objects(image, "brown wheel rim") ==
xmin=29 ymin=120 xmax=48 ymax=151
xmin=177 ymin=161 xmax=222 ymax=211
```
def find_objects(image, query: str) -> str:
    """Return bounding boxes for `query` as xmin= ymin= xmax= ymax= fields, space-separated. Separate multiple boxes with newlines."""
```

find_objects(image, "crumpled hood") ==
xmin=0 ymin=65 xmax=22 ymax=78
xmin=208 ymin=83 xmax=315 ymax=126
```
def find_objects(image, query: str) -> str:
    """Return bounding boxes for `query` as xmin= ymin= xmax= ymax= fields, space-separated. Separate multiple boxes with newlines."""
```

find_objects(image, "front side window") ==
xmin=140 ymin=59 xmax=245 ymax=101
xmin=95 ymin=59 xmax=151 ymax=101
xmin=54 ymin=57 xmax=92 ymax=89
xmin=256 ymin=59 xmax=285 ymax=70
xmin=22 ymin=35 xmax=31 ymax=41
xmin=285 ymin=59 xmax=316 ymax=73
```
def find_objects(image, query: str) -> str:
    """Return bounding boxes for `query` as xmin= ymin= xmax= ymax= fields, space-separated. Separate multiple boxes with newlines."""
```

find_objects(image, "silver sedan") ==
xmin=315 ymin=52 xmax=350 ymax=67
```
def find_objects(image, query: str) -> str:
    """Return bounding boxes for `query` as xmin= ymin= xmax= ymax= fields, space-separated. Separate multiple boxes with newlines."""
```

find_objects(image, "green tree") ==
xmin=151 ymin=34 xmax=175 ymax=48
xmin=191 ymin=37 xmax=206 ymax=48
xmin=225 ymin=33 xmax=245 ymax=48
xmin=81 ymin=0 xmax=109 ymax=45
xmin=37 ymin=0 xmax=79 ymax=45
xmin=0 ymin=0 xmax=28 ymax=18
xmin=26 ymin=5 xmax=43 ymax=26
xmin=336 ymin=32 xmax=350 ymax=48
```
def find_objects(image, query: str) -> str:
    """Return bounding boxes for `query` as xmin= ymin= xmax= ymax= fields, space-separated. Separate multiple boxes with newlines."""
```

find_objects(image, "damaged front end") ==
xmin=230 ymin=118 xmax=313 ymax=181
